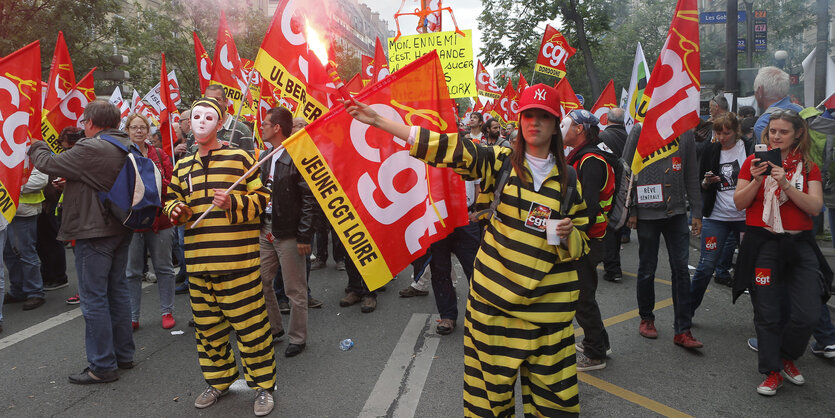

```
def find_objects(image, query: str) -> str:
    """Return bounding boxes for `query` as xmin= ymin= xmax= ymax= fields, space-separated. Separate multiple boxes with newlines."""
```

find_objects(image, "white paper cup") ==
xmin=546 ymin=219 xmax=560 ymax=245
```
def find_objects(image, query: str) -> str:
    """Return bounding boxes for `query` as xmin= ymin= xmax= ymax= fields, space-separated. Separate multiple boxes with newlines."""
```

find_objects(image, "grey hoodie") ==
xmin=624 ymin=124 xmax=702 ymax=220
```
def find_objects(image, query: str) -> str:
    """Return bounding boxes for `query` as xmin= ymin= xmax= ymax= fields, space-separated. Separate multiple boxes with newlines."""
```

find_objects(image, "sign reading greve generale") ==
xmin=387 ymin=29 xmax=474 ymax=99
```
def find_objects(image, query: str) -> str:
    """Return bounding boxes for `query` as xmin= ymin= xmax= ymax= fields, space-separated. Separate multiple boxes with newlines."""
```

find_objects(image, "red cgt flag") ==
xmin=344 ymin=73 xmax=364 ymax=96
xmin=493 ymin=81 xmax=518 ymax=125
xmin=282 ymin=51 xmax=468 ymax=290
xmin=590 ymin=79 xmax=618 ymax=127
xmin=0 ymin=41 xmax=42 ymax=221
xmin=632 ymin=0 xmax=700 ymax=174
xmin=554 ymin=77 xmax=582 ymax=117
xmin=254 ymin=0 xmax=329 ymax=123
xmin=534 ymin=24 xmax=576 ymax=80
xmin=43 ymin=32 xmax=75 ymax=117
xmin=518 ymin=72 xmax=529 ymax=94
xmin=193 ymin=31 xmax=213 ymax=95
xmin=370 ymin=37 xmax=389 ymax=83
xmin=361 ymin=55 xmax=373 ymax=86
xmin=210 ymin=12 xmax=247 ymax=115
xmin=473 ymin=97 xmax=483 ymax=113
xmin=41 ymin=67 xmax=96 ymax=155
xmin=475 ymin=60 xmax=502 ymax=99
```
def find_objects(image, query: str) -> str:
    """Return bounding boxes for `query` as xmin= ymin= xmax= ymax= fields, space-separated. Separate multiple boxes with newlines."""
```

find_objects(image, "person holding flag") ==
xmin=164 ymin=98 xmax=275 ymax=415
xmin=343 ymin=82 xmax=590 ymax=415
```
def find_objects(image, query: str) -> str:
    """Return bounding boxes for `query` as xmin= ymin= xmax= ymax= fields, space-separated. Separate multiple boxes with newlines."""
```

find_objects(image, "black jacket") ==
xmin=261 ymin=150 xmax=317 ymax=244
xmin=699 ymin=141 xmax=752 ymax=218
xmin=599 ymin=124 xmax=628 ymax=158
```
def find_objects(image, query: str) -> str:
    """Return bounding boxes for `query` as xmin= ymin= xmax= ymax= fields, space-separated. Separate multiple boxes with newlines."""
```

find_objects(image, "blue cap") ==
xmin=568 ymin=109 xmax=599 ymax=129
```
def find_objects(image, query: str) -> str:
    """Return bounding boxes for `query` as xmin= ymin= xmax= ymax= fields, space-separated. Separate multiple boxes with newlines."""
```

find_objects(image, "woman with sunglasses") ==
xmin=733 ymin=109 xmax=832 ymax=396
xmin=344 ymin=83 xmax=590 ymax=415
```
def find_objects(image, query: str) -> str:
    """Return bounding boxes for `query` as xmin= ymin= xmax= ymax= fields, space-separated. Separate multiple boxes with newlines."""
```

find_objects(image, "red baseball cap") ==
xmin=516 ymin=83 xmax=561 ymax=119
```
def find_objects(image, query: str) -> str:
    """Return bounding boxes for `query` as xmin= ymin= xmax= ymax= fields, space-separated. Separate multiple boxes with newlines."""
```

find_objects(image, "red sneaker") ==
xmin=132 ymin=321 xmax=139 ymax=331
xmin=781 ymin=359 xmax=805 ymax=385
xmin=757 ymin=371 xmax=783 ymax=396
xmin=161 ymin=314 xmax=176 ymax=329
xmin=674 ymin=331 xmax=704 ymax=349
xmin=639 ymin=319 xmax=658 ymax=339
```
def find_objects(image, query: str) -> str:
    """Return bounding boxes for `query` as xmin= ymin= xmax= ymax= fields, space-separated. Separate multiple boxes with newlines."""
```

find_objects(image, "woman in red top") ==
xmin=733 ymin=109 xmax=832 ymax=396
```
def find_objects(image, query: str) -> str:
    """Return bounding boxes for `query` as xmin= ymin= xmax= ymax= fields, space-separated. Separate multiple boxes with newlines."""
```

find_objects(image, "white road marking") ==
xmin=0 ymin=282 xmax=153 ymax=352
xmin=360 ymin=313 xmax=441 ymax=418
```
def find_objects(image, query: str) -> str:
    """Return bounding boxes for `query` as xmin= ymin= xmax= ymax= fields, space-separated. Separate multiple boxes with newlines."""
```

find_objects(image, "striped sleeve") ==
xmin=164 ymin=156 xmax=191 ymax=218
xmin=408 ymin=127 xmax=506 ymax=191
xmin=557 ymin=181 xmax=589 ymax=261
xmin=226 ymin=153 xmax=269 ymax=224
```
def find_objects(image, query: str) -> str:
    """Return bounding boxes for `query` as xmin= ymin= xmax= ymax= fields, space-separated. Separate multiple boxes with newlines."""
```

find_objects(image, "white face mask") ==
xmin=560 ymin=116 xmax=572 ymax=140
xmin=191 ymin=106 xmax=220 ymax=141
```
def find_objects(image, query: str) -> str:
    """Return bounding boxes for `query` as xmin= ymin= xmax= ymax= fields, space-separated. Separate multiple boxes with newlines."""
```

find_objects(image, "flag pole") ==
xmin=227 ymin=70 xmax=256 ymax=148
xmin=189 ymin=143 xmax=284 ymax=228
xmin=167 ymin=113 xmax=176 ymax=166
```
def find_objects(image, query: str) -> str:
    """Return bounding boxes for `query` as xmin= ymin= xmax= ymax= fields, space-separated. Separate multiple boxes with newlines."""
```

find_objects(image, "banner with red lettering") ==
xmin=131 ymin=89 xmax=159 ymax=126
xmin=282 ymin=51 xmax=468 ymax=289
xmin=534 ymin=24 xmax=576 ymax=79
xmin=41 ymin=68 xmax=95 ymax=155
xmin=254 ymin=0 xmax=330 ymax=123
xmin=475 ymin=60 xmax=502 ymax=99
xmin=632 ymin=0 xmax=700 ymax=174
xmin=554 ymin=77 xmax=582 ymax=116
xmin=590 ymin=79 xmax=617 ymax=128
xmin=143 ymin=70 xmax=182 ymax=115
xmin=193 ymin=31 xmax=213 ymax=94
xmin=0 ymin=41 xmax=41 ymax=221
xmin=371 ymin=37 xmax=390 ymax=83
xmin=43 ymin=32 xmax=74 ymax=119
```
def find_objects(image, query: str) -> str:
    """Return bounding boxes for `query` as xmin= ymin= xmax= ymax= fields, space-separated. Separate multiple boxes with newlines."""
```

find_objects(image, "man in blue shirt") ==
xmin=752 ymin=66 xmax=803 ymax=140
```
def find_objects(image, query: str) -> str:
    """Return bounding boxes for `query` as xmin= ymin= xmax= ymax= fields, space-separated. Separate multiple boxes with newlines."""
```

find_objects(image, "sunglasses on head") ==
xmin=770 ymin=109 xmax=800 ymax=119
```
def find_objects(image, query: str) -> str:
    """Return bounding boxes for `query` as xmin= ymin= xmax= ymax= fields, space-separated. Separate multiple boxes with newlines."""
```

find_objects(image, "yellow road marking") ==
xmin=578 ymin=373 xmax=694 ymax=418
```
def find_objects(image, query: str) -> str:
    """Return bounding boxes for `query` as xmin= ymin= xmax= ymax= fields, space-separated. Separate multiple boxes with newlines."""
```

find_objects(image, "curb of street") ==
xmin=688 ymin=233 xmax=835 ymax=311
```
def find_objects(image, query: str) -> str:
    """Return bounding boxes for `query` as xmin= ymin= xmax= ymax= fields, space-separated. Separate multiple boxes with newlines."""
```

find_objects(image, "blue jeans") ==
xmin=0 ymin=227 xmax=6 ymax=324
xmin=173 ymin=225 xmax=187 ymax=278
xmin=126 ymin=228 xmax=176 ymax=321
xmin=636 ymin=214 xmax=694 ymax=334
xmin=828 ymin=207 xmax=835 ymax=249
xmin=813 ymin=303 xmax=835 ymax=346
xmin=690 ymin=219 xmax=746 ymax=316
xmin=713 ymin=232 xmax=737 ymax=279
xmin=4 ymin=215 xmax=44 ymax=299
xmin=75 ymin=234 xmax=135 ymax=373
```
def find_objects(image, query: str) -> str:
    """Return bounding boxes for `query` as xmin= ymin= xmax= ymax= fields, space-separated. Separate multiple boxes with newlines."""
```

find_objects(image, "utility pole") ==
xmin=815 ymin=0 xmax=829 ymax=105
xmin=744 ymin=0 xmax=754 ymax=68
xmin=726 ymin=0 xmax=739 ymax=112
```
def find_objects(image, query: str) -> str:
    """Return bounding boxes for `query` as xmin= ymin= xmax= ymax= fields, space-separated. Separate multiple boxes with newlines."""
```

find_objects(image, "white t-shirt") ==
xmin=708 ymin=140 xmax=746 ymax=221
xmin=525 ymin=153 xmax=555 ymax=192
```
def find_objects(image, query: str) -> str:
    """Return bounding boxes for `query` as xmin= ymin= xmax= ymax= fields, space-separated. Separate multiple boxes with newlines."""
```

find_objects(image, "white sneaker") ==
xmin=194 ymin=386 xmax=227 ymax=409
xmin=254 ymin=388 xmax=274 ymax=416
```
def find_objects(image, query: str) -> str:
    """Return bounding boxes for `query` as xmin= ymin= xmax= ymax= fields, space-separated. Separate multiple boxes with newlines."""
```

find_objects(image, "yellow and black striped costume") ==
xmin=164 ymin=146 xmax=276 ymax=391
xmin=410 ymin=128 xmax=589 ymax=416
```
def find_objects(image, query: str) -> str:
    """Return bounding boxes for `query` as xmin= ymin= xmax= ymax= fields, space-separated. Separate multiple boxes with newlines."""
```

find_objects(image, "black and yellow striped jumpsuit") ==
xmin=164 ymin=146 xmax=276 ymax=391
xmin=410 ymin=128 xmax=590 ymax=416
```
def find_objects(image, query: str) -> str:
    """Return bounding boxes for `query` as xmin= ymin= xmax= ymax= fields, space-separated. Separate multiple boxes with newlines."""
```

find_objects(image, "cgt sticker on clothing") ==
xmin=755 ymin=268 xmax=771 ymax=286
xmin=525 ymin=203 xmax=552 ymax=232
xmin=705 ymin=236 xmax=717 ymax=251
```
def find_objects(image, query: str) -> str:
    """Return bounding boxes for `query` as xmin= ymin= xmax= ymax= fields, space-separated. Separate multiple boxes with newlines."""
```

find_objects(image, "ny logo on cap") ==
xmin=534 ymin=88 xmax=547 ymax=101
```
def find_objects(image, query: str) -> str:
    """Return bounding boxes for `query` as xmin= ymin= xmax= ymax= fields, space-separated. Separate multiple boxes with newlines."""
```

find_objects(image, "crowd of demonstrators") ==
xmin=345 ymin=83 xmax=591 ymax=415
xmin=165 ymin=98 xmax=276 ymax=416
xmin=5 ymin=61 xmax=835 ymax=417
xmin=564 ymin=109 xmax=615 ymax=371
xmin=123 ymin=114 xmax=177 ymax=331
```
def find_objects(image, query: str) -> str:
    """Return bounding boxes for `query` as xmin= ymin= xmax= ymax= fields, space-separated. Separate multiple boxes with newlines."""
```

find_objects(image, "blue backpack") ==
xmin=97 ymin=134 xmax=163 ymax=230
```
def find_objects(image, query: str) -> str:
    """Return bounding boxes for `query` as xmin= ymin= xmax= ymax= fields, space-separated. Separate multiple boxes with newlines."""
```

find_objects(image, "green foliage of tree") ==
xmin=0 ymin=0 xmax=123 ymax=81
